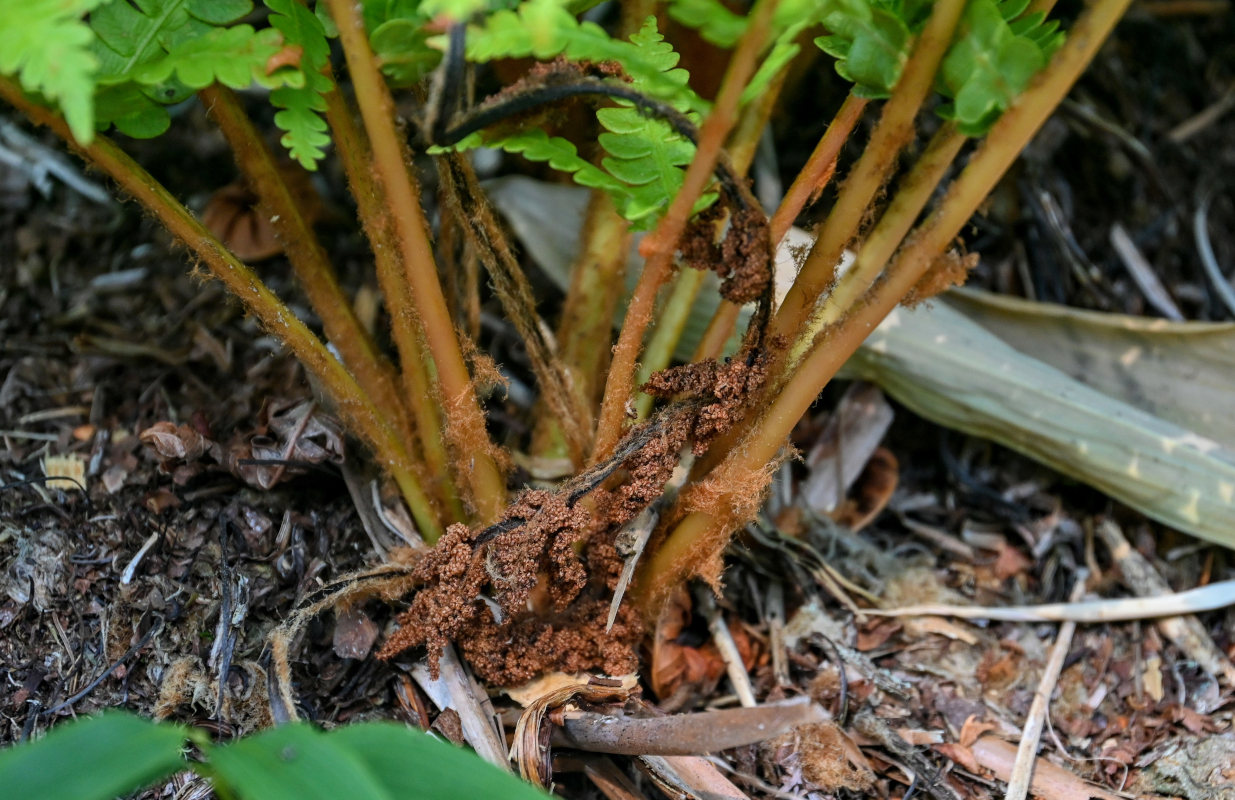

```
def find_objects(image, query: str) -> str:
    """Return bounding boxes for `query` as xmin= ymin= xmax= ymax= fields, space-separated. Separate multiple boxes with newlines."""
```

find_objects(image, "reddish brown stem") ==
xmin=199 ymin=85 xmax=416 ymax=449
xmin=324 ymin=0 xmax=507 ymax=522
xmin=768 ymin=0 xmax=966 ymax=349
xmin=321 ymin=78 xmax=465 ymax=523
xmin=768 ymin=92 xmax=869 ymax=243
xmin=638 ymin=0 xmax=1136 ymax=613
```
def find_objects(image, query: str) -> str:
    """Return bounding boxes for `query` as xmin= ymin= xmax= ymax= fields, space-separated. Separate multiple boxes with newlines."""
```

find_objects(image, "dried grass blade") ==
xmin=867 ymin=578 xmax=1235 ymax=622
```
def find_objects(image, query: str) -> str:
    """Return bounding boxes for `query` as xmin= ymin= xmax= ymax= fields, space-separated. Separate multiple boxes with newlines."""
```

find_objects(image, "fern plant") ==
xmin=0 ymin=0 xmax=1138 ymax=792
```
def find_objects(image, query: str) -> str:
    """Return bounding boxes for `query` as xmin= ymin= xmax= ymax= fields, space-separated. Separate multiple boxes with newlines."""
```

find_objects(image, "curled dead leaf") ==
xmin=201 ymin=170 xmax=323 ymax=262
xmin=140 ymin=421 xmax=213 ymax=467
xmin=830 ymin=446 xmax=899 ymax=531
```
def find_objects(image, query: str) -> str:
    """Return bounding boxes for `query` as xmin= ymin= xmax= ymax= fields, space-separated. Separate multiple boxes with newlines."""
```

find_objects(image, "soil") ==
xmin=2 ymin=5 xmax=1234 ymax=800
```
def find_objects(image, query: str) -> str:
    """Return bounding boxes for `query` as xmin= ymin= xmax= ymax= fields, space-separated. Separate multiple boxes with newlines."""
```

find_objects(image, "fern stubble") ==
xmin=324 ymin=0 xmax=507 ymax=523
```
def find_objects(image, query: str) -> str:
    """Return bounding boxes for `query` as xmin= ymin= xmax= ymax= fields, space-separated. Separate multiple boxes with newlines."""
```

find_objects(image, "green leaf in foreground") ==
xmin=0 ymin=712 xmax=549 ymax=800
xmin=204 ymin=721 xmax=548 ymax=800
xmin=0 ymin=712 xmax=191 ymax=800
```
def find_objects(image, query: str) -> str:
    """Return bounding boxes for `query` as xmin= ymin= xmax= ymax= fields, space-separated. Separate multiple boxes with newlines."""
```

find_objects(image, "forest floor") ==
xmin=2 ymin=4 xmax=1234 ymax=800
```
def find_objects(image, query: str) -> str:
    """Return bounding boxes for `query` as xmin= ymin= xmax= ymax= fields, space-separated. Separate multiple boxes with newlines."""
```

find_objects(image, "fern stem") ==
xmin=691 ymin=90 xmax=865 ymax=363
xmin=199 ymin=85 xmax=419 ymax=456
xmin=767 ymin=0 xmax=966 ymax=349
xmin=768 ymin=92 xmax=868 ymax=244
xmin=321 ymin=79 xmax=466 ymax=523
xmin=531 ymin=193 xmax=630 ymax=461
xmin=639 ymin=63 xmax=787 ymax=372
xmin=436 ymin=152 xmax=592 ymax=464
xmin=633 ymin=65 xmax=786 ymax=397
xmin=634 ymin=267 xmax=706 ymax=420
xmin=323 ymin=0 xmax=507 ymax=523
xmin=690 ymin=300 xmax=742 ymax=361
xmin=0 ymin=77 xmax=443 ymax=541
xmin=590 ymin=0 xmax=779 ymax=462
xmin=786 ymin=123 xmax=967 ymax=365
xmin=637 ymin=0 xmax=1136 ymax=614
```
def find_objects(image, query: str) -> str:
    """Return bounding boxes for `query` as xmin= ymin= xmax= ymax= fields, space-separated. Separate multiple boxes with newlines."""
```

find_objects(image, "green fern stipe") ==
xmin=0 ymin=0 xmax=105 ymax=143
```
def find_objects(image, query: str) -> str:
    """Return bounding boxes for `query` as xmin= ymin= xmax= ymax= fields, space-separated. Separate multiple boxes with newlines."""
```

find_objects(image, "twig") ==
xmin=559 ymin=697 xmax=824 ymax=756
xmin=853 ymin=710 xmax=962 ymax=800
xmin=1005 ymin=576 xmax=1086 ymax=800
xmin=120 ymin=531 xmax=160 ymax=585
xmin=1193 ymin=188 xmax=1235 ymax=317
xmin=1096 ymin=519 xmax=1235 ymax=683
xmin=695 ymin=587 xmax=757 ymax=708
xmin=1108 ymin=223 xmax=1184 ymax=321
xmin=863 ymin=578 xmax=1235 ymax=622
xmin=609 ymin=450 xmax=693 ymax=631
xmin=42 ymin=618 xmax=164 ymax=716
xmin=412 ymin=646 xmax=511 ymax=771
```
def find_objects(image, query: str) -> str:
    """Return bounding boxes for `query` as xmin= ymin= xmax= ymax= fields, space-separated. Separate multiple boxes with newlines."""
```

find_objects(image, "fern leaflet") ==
xmin=458 ymin=0 xmax=705 ymax=113
xmin=444 ymin=129 xmax=626 ymax=195
xmin=0 ymin=0 xmax=104 ymax=143
xmin=265 ymin=0 xmax=334 ymax=169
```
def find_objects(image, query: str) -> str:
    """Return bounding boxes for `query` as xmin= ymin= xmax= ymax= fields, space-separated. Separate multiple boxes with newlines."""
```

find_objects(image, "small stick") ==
xmin=1004 ymin=575 xmax=1086 ymax=800
xmin=862 ymin=579 xmax=1235 ymax=622
xmin=695 ymin=587 xmax=757 ymax=708
xmin=1096 ymin=519 xmax=1235 ymax=683
xmin=120 ymin=531 xmax=160 ymax=585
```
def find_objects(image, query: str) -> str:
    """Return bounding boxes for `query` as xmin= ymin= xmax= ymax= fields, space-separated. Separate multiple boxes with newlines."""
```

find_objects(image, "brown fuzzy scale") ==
xmin=643 ymin=350 xmax=768 ymax=455
xmin=379 ymin=478 xmax=656 ymax=683
xmin=680 ymin=203 xmax=771 ymax=305
xmin=378 ymin=342 xmax=767 ymax=684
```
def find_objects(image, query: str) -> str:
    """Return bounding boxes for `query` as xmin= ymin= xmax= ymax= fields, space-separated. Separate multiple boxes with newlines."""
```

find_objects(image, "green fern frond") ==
xmin=265 ymin=0 xmax=335 ymax=169
xmin=134 ymin=26 xmax=287 ymax=90
xmin=441 ymin=9 xmax=709 ymax=228
xmin=0 ymin=0 xmax=105 ymax=143
xmin=666 ymin=0 xmax=746 ymax=48
xmin=666 ymin=0 xmax=831 ymax=107
xmin=937 ymin=0 xmax=1065 ymax=135
xmin=596 ymin=107 xmax=695 ymax=226
xmin=445 ymin=129 xmax=627 ymax=195
xmin=87 ymin=0 xmax=277 ymax=140
xmin=90 ymin=0 xmax=255 ymax=82
xmin=459 ymin=0 xmax=704 ymax=112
